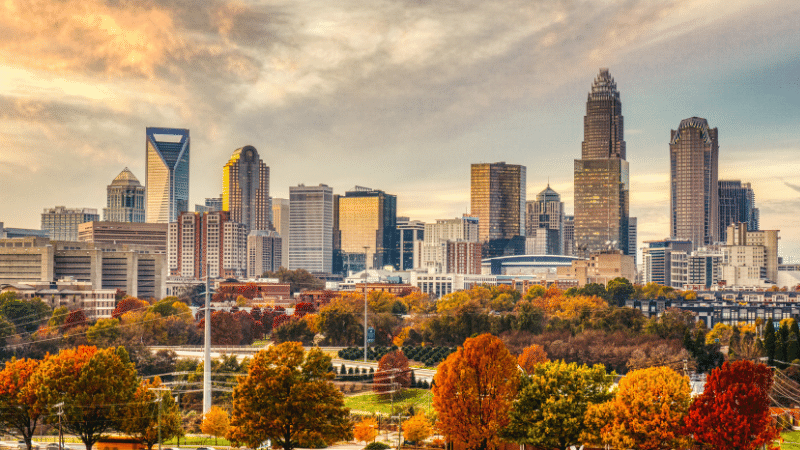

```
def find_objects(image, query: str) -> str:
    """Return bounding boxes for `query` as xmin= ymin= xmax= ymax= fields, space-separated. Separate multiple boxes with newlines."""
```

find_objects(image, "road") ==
xmin=149 ymin=346 xmax=437 ymax=382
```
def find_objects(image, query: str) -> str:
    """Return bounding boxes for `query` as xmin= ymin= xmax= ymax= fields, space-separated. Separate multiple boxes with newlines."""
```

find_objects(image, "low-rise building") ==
xmin=1 ymin=279 xmax=116 ymax=319
xmin=409 ymin=272 xmax=497 ymax=298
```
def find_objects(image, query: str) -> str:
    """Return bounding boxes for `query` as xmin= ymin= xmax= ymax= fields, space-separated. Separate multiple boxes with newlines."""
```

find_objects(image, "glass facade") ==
xmin=574 ymin=69 xmax=630 ymax=257
xmin=104 ymin=168 xmax=145 ymax=223
xmin=525 ymin=185 xmax=564 ymax=255
xmin=669 ymin=117 xmax=719 ymax=248
xmin=335 ymin=187 xmax=398 ymax=271
xmin=222 ymin=145 xmax=271 ymax=232
xmin=718 ymin=180 xmax=758 ymax=241
xmin=145 ymin=127 xmax=190 ymax=224
xmin=288 ymin=184 xmax=333 ymax=273
xmin=470 ymin=162 xmax=526 ymax=243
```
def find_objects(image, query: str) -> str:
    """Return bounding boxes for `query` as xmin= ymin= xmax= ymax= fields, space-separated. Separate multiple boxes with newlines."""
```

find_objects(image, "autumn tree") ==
xmin=0 ymin=358 xmax=43 ymax=450
xmin=607 ymin=277 xmax=635 ymax=306
xmin=262 ymin=268 xmax=324 ymax=294
xmin=316 ymin=300 xmax=362 ymax=345
xmin=517 ymin=344 xmax=549 ymax=374
xmin=202 ymin=406 xmax=230 ymax=445
xmin=373 ymin=350 xmax=410 ymax=395
xmin=685 ymin=360 xmax=779 ymax=450
xmin=501 ymin=361 xmax=613 ymax=450
xmin=403 ymin=413 xmax=432 ymax=443
xmin=112 ymin=297 xmax=149 ymax=319
xmin=33 ymin=346 xmax=139 ymax=450
xmin=433 ymin=333 xmax=519 ymax=450
xmin=120 ymin=377 xmax=183 ymax=450
xmin=86 ymin=318 xmax=121 ymax=347
xmin=227 ymin=342 xmax=351 ymax=450
xmin=353 ymin=417 xmax=378 ymax=443
xmin=585 ymin=366 xmax=692 ymax=450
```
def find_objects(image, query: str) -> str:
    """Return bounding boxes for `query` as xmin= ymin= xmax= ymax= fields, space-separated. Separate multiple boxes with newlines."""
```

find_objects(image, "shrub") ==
xmin=364 ymin=442 xmax=390 ymax=450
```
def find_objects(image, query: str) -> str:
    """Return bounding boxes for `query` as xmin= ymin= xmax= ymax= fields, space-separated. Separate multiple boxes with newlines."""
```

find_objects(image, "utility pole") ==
xmin=55 ymin=402 xmax=64 ymax=450
xmin=363 ymin=246 xmax=369 ymax=363
xmin=203 ymin=258 xmax=212 ymax=414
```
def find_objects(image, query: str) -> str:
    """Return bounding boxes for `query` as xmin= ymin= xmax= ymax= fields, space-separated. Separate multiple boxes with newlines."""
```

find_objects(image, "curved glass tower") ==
xmin=145 ymin=127 xmax=190 ymax=224
xmin=222 ymin=145 xmax=271 ymax=232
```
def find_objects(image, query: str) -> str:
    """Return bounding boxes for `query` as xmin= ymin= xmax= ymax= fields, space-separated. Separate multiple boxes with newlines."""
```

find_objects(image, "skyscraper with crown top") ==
xmin=573 ymin=69 xmax=630 ymax=257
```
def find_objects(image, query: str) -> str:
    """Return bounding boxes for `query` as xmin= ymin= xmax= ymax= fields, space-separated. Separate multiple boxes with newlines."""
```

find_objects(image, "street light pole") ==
xmin=203 ymin=258 xmax=211 ymax=414
xmin=363 ymin=245 xmax=369 ymax=363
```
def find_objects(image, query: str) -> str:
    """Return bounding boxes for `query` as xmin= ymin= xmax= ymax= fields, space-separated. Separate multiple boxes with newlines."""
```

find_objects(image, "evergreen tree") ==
xmin=764 ymin=321 xmax=776 ymax=366
xmin=410 ymin=370 xmax=416 ymax=388
xmin=791 ymin=319 xmax=800 ymax=340
xmin=776 ymin=331 xmax=787 ymax=369
xmin=788 ymin=332 xmax=800 ymax=364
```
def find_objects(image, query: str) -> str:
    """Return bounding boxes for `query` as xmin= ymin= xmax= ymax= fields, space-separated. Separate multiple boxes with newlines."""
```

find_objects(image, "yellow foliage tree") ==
xmin=436 ymin=291 xmax=471 ymax=314
xmin=404 ymin=413 xmax=432 ymax=443
xmin=554 ymin=295 xmax=608 ymax=321
xmin=706 ymin=322 xmax=733 ymax=345
xmin=202 ymin=406 xmax=230 ymax=445
xmin=353 ymin=417 xmax=378 ymax=443
xmin=393 ymin=326 xmax=411 ymax=347
xmin=584 ymin=366 xmax=692 ymax=450
xmin=517 ymin=345 xmax=549 ymax=374
xmin=402 ymin=291 xmax=433 ymax=314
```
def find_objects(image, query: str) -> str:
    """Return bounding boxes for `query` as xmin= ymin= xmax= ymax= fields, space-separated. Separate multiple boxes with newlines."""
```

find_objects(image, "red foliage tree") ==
xmin=273 ymin=314 xmax=291 ymax=330
xmin=373 ymin=350 xmax=410 ymax=395
xmin=250 ymin=306 xmax=262 ymax=323
xmin=252 ymin=320 xmax=265 ymax=340
xmin=112 ymin=297 xmax=149 ymax=320
xmin=62 ymin=309 xmax=87 ymax=331
xmin=685 ymin=360 xmax=779 ymax=450
xmin=234 ymin=310 xmax=255 ymax=345
xmin=195 ymin=311 xmax=242 ymax=345
xmin=274 ymin=305 xmax=286 ymax=312
xmin=293 ymin=302 xmax=314 ymax=318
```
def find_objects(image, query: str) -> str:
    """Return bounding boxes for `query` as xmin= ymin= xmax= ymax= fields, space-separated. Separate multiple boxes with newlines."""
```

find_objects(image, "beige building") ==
xmin=78 ymin=221 xmax=168 ymax=253
xmin=0 ymin=237 xmax=165 ymax=299
xmin=272 ymin=198 xmax=289 ymax=269
xmin=720 ymin=222 xmax=780 ymax=286
xmin=168 ymin=211 xmax=247 ymax=280
xmin=247 ymin=231 xmax=282 ymax=277
xmin=0 ymin=280 xmax=115 ymax=319
xmin=558 ymin=252 xmax=635 ymax=287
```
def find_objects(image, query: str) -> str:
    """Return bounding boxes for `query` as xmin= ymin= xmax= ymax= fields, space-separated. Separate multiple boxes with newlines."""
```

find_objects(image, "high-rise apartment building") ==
xmin=446 ymin=241 xmax=482 ymax=274
xmin=222 ymin=145 xmax=272 ymax=232
xmin=670 ymin=117 xmax=719 ymax=248
xmin=563 ymin=215 xmax=575 ymax=257
xmin=642 ymin=239 xmax=693 ymax=286
xmin=724 ymin=222 xmax=779 ymax=284
xmin=525 ymin=184 xmax=564 ymax=255
xmin=272 ymin=198 xmax=290 ymax=269
xmin=168 ymin=211 xmax=247 ymax=280
xmin=420 ymin=216 xmax=479 ymax=272
xmin=247 ymin=230 xmax=282 ymax=277
xmin=289 ymin=184 xmax=334 ymax=273
xmin=574 ymin=69 xmax=629 ymax=257
xmin=145 ymin=127 xmax=190 ymax=223
xmin=718 ymin=180 xmax=758 ymax=241
xmin=629 ymin=217 xmax=638 ymax=266
xmin=470 ymin=162 xmax=526 ymax=243
xmin=335 ymin=187 xmax=398 ymax=271
xmin=397 ymin=217 xmax=424 ymax=271
xmin=41 ymin=206 xmax=100 ymax=241
xmin=104 ymin=168 xmax=145 ymax=223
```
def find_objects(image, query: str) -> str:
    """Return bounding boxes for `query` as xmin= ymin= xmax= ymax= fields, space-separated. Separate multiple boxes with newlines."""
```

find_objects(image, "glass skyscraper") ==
xmin=718 ymin=180 xmax=758 ymax=242
xmin=145 ymin=127 xmax=190 ymax=224
xmin=222 ymin=145 xmax=272 ymax=232
xmin=525 ymin=184 xmax=564 ymax=255
xmin=288 ymin=184 xmax=333 ymax=273
xmin=104 ymin=168 xmax=145 ymax=223
xmin=670 ymin=117 xmax=719 ymax=248
xmin=335 ymin=186 xmax=398 ymax=271
xmin=470 ymin=162 xmax=526 ymax=243
xmin=574 ymin=69 xmax=629 ymax=257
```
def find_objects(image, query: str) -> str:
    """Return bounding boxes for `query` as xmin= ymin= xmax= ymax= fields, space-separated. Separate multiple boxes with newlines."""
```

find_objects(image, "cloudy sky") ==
xmin=1 ymin=0 xmax=798 ymax=257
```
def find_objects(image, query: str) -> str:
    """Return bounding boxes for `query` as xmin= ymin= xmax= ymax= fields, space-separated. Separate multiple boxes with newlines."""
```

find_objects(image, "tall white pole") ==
xmin=363 ymin=246 xmax=369 ymax=363
xmin=203 ymin=258 xmax=211 ymax=414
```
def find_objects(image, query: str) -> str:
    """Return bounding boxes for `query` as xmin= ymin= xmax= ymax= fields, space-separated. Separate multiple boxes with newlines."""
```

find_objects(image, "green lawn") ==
xmin=782 ymin=430 xmax=800 ymax=449
xmin=345 ymin=388 xmax=433 ymax=415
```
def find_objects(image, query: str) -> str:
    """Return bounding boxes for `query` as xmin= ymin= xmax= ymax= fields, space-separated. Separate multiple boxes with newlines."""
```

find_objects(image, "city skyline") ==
xmin=0 ymin=1 xmax=798 ymax=256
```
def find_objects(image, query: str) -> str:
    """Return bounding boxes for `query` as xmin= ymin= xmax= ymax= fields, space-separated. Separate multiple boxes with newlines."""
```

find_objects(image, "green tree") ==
xmin=120 ymin=377 xmax=183 ymax=450
xmin=501 ymin=361 xmax=614 ymax=450
xmin=764 ymin=320 xmax=777 ymax=365
xmin=33 ymin=346 xmax=139 ymax=450
xmin=262 ymin=268 xmax=324 ymax=294
xmin=607 ymin=277 xmax=634 ymax=307
xmin=577 ymin=283 xmax=609 ymax=301
xmin=86 ymin=318 xmax=121 ymax=347
xmin=315 ymin=301 xmax=363 ymax=346
xmin=227 ymin=342 xmax=351 ymax=450
xmin=271 ymin=317 xmax=315 ymax=345
xmin=0 ymin=294 xmax=50 ymax=333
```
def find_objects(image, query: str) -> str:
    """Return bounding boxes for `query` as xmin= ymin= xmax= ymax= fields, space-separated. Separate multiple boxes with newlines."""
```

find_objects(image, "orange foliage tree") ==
xmin=0 ymin=358 xmax=43 ymax=450
xmin=433 ymin=334 xmax=519 ymax=450
xmin=517 ymin=345 xmax=549 ymax=374
xmin=353 ymin=417 xmax=378 ymax=443
xmin=684 ymin=360 xmax=780 ymax=450
xmin=584 ymin=366 xmax=692 ymax=450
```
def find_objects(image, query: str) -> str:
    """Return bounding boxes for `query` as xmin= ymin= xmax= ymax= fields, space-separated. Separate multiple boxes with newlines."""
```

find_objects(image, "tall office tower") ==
xmin=574 ymin=69 xmax=629 ymax=257
xmin=42 ymin=206 xmax=100 ymax=241
xmin=168 ymin=211 xmax=247 ymax=280
xmin=146 ymin=127 xmax=190 ymax=223
xmin=421 ymin=216 xmax=480 ymax=272
xmin=195 ymin=197 xmax=222 ymax=213
xmin=670 ymin=117 xmax=719 ymax=248
xmin=247 ymin=231 xmax=282 ymax=277
xmin=471 ymin=162 xmax=526 ymax=243
xmin=272 ymin=198 xmax=290 ymax=269
xmin=397 ymin=217 xmax=424 ymax=271
xmin=222 ymin=145 xmax=272 ymax=232
xmin=563 ymin=215 xmax=575 ymax=256
xmin=288 ymin=184 xmax=334 ymax=273
xmin=104 ymin=168 xmax=145 ymax=223
xmin=335 ymin=186 xmax=398 ymax=272
xmin=525 ymin=184 xmax=564 ymax=255
xmin=628 ymin=217 xmax=638 ymax=266
xmin=718 ymin=180 xmax=758 ymax=241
